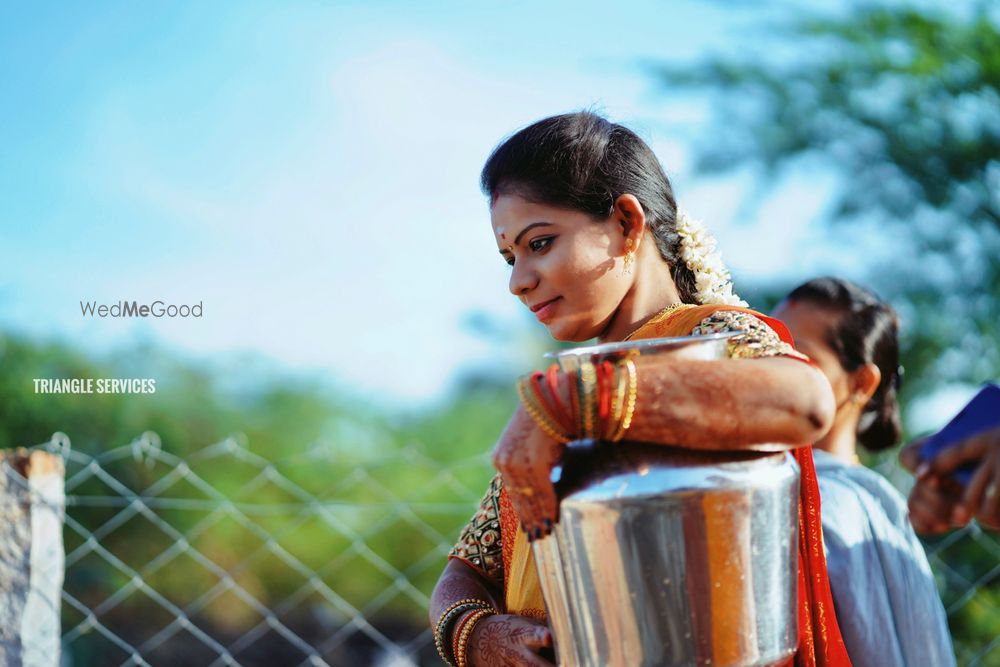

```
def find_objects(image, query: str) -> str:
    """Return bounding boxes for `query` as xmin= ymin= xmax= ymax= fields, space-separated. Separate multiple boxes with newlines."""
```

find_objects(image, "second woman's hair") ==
xmin=785 ymin=277 xmax=902 ymax=452
xmin=480 ymin=111 xmax=701 ymax=304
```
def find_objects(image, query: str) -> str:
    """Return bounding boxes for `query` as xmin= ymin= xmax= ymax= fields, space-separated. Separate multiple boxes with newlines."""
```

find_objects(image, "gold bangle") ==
xmin=434 ymin=599 xmax=492 ymax=666
xmin=609 ymin=358 xmax=638 ymax=442
xmin=604 ymin=364 xmax=626 ymax=442
xmin=456 ymin=607 xmax=496 ymax=667
xmin=532 ymin=374 xmax=574 ymax=442
xmin=435 ymin=599 xmax=488 ymax=636
xmin=517 ymin=380 xmax=560 ymax=442
xmin=619 ymin=358 xmax=638 ymax=434
xmin=527 ymin=394 xmax=571 ymax=443
xmin=517 ymin=376 xmax=572 ymax=443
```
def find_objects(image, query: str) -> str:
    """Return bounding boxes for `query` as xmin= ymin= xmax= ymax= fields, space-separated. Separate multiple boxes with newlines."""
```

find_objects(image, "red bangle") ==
xmin=598 ymin=361 xmax=612 ymax=422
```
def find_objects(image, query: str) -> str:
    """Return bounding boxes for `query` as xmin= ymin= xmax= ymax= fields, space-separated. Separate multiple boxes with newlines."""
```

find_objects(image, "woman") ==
xmin=429 ymin=111 xmax=850 ymax=667
xmin=773 ymin=278 xmax=955 ymax=667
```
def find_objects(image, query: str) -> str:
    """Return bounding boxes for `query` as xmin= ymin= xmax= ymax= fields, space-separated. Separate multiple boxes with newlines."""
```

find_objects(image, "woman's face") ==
xmin=491 ymin=194 xmax=630 ymax=342
xmin=772 ymin=299 xmax=852 ymax=404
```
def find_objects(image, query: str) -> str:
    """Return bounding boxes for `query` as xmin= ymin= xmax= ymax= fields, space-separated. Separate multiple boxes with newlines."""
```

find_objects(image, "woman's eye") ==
xmin=529 ymin=237 xmax=553 ymax=252
xmin=504 ymin=237 xmax=554 ymax=267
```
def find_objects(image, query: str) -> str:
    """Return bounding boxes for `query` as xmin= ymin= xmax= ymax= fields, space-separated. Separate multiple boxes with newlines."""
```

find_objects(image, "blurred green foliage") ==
xmin=0 ymin=329 xmax=508 ymax=665
xmin=654 ymin=3 xmax=1000 ymax=662
xmin=654 ymin=2 xmax=1000 ymax=400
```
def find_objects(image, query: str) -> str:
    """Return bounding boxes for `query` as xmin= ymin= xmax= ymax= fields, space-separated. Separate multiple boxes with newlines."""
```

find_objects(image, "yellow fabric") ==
xmin=505 ymin=533 xmax=547 ymax=618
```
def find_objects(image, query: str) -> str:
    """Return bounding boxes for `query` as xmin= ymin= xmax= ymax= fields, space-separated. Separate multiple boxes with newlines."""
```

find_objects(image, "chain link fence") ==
xmin=9 ymin=433 xmax=1000 ymax=666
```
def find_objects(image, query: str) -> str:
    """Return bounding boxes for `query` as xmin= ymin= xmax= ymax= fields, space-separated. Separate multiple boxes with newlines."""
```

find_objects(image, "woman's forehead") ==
xmin=776 ymin=300 xmax=842 ymax=344
xmin=490 ymin=194 xmax=587 ymax=231
xmin=491 ymin=193 xmax=545 ymax=219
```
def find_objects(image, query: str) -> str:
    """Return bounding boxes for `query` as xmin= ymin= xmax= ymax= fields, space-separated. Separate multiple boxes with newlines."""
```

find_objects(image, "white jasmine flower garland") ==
xmin=675 ymin=208 xmax=748 ymax=307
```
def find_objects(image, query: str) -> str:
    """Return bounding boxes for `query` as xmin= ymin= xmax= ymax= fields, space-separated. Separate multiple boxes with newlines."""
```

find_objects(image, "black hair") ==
xmin=785 ymin=277 xmax=902 ymax=452
xmin=479 ymin=111 xmax=700 ymax=304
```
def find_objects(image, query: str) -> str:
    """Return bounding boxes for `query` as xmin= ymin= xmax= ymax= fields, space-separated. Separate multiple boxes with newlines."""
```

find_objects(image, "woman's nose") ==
xmin=509 ymin=260 xmax=538 ymax=296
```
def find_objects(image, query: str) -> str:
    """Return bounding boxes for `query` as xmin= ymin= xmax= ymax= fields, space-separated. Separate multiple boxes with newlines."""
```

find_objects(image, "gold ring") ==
xmin=986 ymin=482 xmax=998 ymax=500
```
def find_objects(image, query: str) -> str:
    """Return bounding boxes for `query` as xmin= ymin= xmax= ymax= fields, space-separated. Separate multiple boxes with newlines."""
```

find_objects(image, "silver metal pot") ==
xmin=531 ymin=333 xmax=800 ymax=667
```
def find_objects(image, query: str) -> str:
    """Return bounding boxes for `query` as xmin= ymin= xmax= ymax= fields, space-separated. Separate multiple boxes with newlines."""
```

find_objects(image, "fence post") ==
xmin=0 ymin=449 xmax=66 ymax=667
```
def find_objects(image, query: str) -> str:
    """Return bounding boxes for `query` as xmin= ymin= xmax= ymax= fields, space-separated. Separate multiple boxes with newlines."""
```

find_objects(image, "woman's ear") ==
xmin=612 ymin=194 xmax=646 ymax=245
xmin=851 ymin=363 xmax=882 ymax=402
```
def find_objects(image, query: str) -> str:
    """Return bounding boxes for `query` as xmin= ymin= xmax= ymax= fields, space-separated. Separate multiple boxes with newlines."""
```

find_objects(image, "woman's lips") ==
xmin=533 ymin=297 xmax=560 ymax=322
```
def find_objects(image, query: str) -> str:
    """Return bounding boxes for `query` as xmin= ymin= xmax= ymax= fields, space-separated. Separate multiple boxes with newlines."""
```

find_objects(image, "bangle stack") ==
xmin=453 ymin=607 xmax=496 ymax=666
xmin=517 ymin=355 xmax=639 ymax=445
xmin=434 ymin=599 xmax=496 ymax=667
xmin=517 ymin=370 xmax=573 ymax=444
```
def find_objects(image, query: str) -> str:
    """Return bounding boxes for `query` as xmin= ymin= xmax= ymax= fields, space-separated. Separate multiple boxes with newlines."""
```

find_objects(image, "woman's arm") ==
xmin=496 ymin=354 xmax=835 ymax=538
xmin=627 ymin=355 xmax=835 ymax=449
xmin=429 ymin=559 xmax=503 ymax=626
xmin=430 ymin=560 xmax=554 ymax=666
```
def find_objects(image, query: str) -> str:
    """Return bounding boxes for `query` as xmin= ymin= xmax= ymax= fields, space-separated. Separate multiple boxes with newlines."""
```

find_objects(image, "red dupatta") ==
xmin=661 ymin=305 xmax=852 ymax=667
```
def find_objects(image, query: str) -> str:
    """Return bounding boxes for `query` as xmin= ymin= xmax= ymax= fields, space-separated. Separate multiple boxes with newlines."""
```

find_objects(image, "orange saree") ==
xmin=495 ymin=304 xmax=852 ymax=666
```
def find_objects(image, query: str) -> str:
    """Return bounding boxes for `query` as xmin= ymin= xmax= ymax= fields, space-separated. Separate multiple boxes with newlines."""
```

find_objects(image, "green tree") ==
xmin=655 ymin=4 xmax=1000 ymax=398
xmin=654 ymin=5 xmax=1000 ymax=662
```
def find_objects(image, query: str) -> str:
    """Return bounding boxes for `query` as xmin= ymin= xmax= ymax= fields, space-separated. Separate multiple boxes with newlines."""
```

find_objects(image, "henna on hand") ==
xmin=906 ymin=426 xmax=1000 ymax=533
xmin=493 ymin=407 xmax=564 ymax=540
xmin=469 ymin=614 xmax=553 ymax=667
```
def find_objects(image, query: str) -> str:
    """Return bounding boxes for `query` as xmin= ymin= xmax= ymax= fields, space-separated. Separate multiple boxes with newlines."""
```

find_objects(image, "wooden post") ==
xmin=0 ymin=449 xmax=65 ymax=667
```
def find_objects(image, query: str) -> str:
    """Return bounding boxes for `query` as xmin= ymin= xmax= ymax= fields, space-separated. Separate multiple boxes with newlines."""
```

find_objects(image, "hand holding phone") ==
xmin=919 ymin=384 xmax=1000 ymax=486
xmin=904 ymin=384 xmax=1000 ymax=533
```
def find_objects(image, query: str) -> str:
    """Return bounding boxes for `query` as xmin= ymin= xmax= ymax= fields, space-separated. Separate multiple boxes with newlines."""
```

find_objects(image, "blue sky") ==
xmin=2 ymin=1 xmax=883 ymax=407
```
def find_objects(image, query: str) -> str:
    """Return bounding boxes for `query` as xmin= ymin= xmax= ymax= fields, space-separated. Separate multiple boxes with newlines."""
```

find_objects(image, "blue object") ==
xmin=920 ymin=383 xmax=1000 ymax=486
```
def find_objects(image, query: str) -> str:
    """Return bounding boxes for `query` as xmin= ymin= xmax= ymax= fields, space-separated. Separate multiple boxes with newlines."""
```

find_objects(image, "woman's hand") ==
xmin=493 ymin=406 xmax=564 ymax=540
xmin=899 ymin=437 xmax=955 ymax=534
xmin=900 ymin=427 xmax=1000 ymax=532
xmin=468 ymin=614 xmax=554 ymax=667
xmin=905 ymin=471 xmax=964 ymax=535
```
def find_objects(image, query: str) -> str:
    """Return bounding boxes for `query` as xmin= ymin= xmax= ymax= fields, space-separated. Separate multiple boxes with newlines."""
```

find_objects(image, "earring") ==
xmin=622 ymin=239 xmax=635 ymax=275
